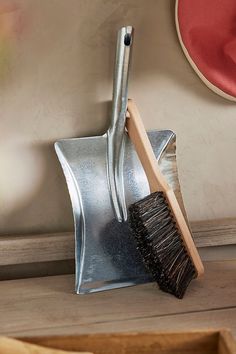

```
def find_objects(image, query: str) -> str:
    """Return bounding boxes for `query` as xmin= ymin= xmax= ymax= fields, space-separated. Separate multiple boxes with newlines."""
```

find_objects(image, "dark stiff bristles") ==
xmin=128 ymin=191 xmax=197 ymax=298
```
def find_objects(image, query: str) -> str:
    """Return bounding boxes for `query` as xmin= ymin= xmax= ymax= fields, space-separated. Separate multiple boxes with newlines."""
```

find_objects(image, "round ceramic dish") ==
xmin=175 ymin=0 xmax=236 ymax=101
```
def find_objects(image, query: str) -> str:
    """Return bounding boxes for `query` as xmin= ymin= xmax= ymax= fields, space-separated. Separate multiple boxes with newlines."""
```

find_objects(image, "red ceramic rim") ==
xmin=176 ymin=0 xmax=236 ymax=101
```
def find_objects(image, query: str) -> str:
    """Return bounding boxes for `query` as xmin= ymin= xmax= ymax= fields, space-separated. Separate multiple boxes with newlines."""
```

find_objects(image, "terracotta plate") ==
xmin=176 ymin=0 xmax=236 ymax=101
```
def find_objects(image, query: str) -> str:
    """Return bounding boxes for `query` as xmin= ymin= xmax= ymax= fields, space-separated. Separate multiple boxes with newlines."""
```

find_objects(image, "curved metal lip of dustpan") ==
xmin=176 ymin=0 xmax=236 ymax=101
xmin=55 ymin=129 xmax=186 ymax=294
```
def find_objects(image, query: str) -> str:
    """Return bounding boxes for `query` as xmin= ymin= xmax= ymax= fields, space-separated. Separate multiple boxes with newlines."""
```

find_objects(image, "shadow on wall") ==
xmin=0 ymin=0 xmax=234 ymax=235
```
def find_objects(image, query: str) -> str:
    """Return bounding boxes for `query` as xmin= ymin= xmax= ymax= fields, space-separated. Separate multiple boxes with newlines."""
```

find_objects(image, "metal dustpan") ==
xmin=55 ymin=26 xmax=185 ymax=294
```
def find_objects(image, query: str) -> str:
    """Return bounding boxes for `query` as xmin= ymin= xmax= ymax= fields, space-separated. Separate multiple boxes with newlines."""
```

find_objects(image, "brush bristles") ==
xmin=129 ymin=191 xmax=197 ymax=298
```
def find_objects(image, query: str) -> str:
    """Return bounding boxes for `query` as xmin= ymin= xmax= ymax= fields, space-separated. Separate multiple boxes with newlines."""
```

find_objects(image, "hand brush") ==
xmin=126 ymin=99 xmax=204 ymax=298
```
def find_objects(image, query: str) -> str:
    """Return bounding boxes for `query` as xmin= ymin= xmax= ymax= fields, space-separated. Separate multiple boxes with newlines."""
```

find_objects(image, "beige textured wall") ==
xmin=0 ymin=0 xmax=236 ymax=236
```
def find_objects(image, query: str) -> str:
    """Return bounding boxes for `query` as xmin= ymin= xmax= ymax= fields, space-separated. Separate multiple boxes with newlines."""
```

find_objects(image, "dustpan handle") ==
xmin=109 ymin=26 xmax=133 ymax=130
xmin=107 ymin=26 xmax=133 ymax=222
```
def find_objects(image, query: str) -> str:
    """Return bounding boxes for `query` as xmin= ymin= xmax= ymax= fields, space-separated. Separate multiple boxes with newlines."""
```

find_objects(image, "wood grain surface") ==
xmin=0 ymin=337 xmax=91 ymax=354
xmin=0 ymin=261 xmax=235 ymax=338
xmin=21 ymin=330 xmax=236 ymax=354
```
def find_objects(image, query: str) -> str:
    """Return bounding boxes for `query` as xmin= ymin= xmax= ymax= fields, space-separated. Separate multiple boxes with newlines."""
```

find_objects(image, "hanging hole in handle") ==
xmin=124 ymin=33 xmax=132 ymax=46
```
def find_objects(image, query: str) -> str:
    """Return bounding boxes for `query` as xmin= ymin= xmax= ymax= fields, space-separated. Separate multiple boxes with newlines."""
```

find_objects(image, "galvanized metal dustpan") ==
xmin=55 ymin=26 xmax=186 ymax=294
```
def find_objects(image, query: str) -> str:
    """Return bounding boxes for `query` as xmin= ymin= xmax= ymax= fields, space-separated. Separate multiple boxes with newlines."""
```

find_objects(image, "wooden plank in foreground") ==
xmin=9 ymin=308 xmax=236 ymax=339
xmin=0 ymin=261 xmax=235 ymax=337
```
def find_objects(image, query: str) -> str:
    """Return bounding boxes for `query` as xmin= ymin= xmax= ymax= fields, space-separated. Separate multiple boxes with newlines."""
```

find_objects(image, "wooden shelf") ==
xmin=1 ymin=218 xmax=236 ymax=267
xmin=0 ymin=260 xmax=235 ymax=338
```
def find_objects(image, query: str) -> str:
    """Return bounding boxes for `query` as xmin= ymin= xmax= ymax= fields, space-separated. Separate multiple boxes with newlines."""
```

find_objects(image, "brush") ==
xmin=126 ymin=99 xmax=204 ymax=298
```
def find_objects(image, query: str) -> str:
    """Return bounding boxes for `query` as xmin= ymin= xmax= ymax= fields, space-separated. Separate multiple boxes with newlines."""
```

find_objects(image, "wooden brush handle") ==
xmin=126 ymin=99 xmax=169 ymax=193
xmin=165 ymin=189 xmax=204 ymax=276
xmin=126 ymin=99 xmax=204 ymax=277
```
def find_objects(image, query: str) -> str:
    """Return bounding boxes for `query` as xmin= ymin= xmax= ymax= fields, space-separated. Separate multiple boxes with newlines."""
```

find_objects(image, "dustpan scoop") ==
xmin=55 ymin=27 xmax=187 ymax=294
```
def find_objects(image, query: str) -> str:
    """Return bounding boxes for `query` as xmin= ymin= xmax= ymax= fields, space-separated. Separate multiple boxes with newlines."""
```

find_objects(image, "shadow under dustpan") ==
xmin=55 ymin=129 xmax=187 ymax=294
